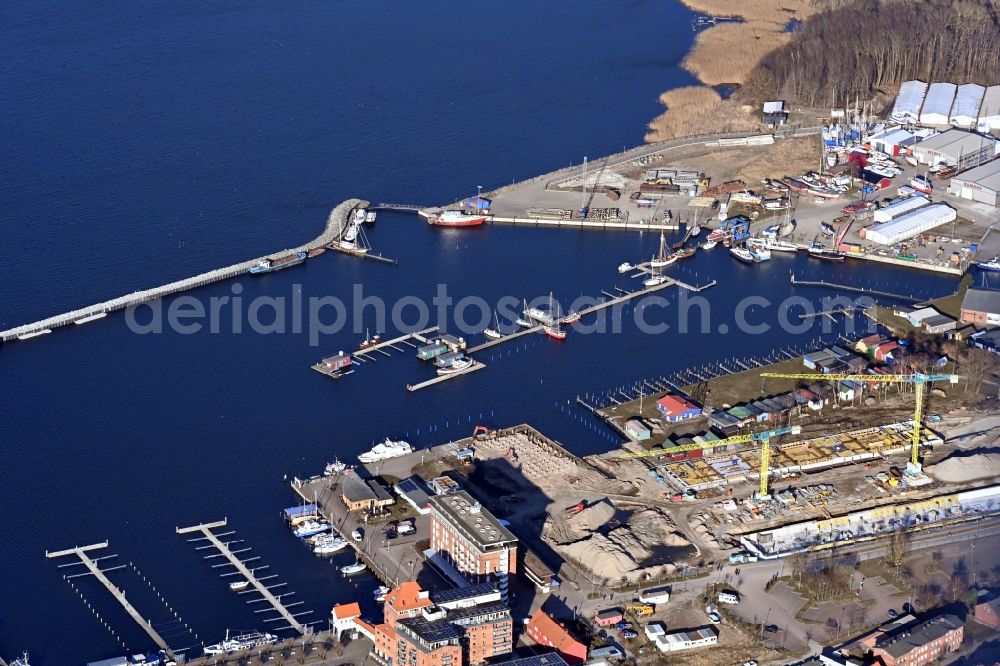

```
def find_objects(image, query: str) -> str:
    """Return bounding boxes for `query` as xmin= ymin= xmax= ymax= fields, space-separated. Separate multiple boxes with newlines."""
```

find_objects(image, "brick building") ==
xmin=525 ymin=609 xmax=587 ymax=665
xmin=351 ymin=581 xmax=512 ymax=666
xmin=429 ymin=491 xmax=517 ymax=600
xmin=871 ymin=614 xmax=964 ymax=666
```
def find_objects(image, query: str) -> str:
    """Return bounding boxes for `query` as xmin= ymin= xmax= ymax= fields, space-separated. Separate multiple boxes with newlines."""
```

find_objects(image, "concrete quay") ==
xmin=0 ymin=198 xmax=367 ymax=343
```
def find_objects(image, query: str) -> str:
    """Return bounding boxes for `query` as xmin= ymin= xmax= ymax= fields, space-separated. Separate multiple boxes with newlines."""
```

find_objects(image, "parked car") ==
xmin=622 ymin=630 xmax=638 ymax=640
xmin=708 ymin=612 xmax=722 ymax=624
xmin=887 ymin=609 xmax=899 ymax=619
xmin=765 ymin=624 xmax=779 ymax=633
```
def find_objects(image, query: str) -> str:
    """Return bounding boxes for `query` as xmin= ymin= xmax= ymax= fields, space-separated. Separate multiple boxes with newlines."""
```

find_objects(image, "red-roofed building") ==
xmin=331 ymin=602 xmax=361 ymax=637
xmin=384 ymin=581 xmax=434 ymax=627
xmin=526 ymin=609 xmax=587 ymax=664
xmin=656 ymin=395 xmax=703 ymax=423
xmin=874 ymin=341 xmax=900 ymax=363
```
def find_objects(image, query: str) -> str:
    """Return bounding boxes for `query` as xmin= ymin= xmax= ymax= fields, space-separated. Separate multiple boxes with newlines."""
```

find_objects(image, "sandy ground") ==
xmin=926 ymin=451 xmax=1000 ymax=483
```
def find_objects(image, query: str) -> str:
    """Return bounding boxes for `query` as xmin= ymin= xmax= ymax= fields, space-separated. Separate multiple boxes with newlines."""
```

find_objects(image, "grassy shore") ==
xmin=646 ymin=0 xmax=814 ymax=141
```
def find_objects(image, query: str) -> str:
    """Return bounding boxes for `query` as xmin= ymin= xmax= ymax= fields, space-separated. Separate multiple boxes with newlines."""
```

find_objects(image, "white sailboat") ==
xmin=483 ymin=309 xmax=502 ymax=339
xmin=649 ymin=232 xmax=674 ymax=267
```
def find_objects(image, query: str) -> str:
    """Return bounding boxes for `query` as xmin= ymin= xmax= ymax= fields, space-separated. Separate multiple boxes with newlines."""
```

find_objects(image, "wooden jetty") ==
xmin=407 ymin=360 xmax=487 ymax=392
xmin=789 ymin=273 xmax=924 ymax=303
xmin=0 ymin=198 xmax=368 ymax=343
xmin=46 ymin=542 xmax=176 ymax=659
xmin=177 ymin=519 xmax=309 ymax=635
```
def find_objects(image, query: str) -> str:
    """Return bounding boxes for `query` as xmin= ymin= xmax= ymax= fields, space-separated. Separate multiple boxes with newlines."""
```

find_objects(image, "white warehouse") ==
xmin=920 ymin=83 xmax=957 ymax=126
xmin=911 ymin=128 xmax=997 ymax=169
xmin=979 ymin=86 xmax=1000 ymax=134
xmin=863 ymin=203 xmax=957 ymax=245
xmin=872 ymin=195 xmax=930 ymax=223
xmin=949 ymin=159 xmax=1000 ymax=206
xmin=950 ymin=84 xmax=986 ymax=128
xmin=891 ymin=80 xmax=928 ymax=124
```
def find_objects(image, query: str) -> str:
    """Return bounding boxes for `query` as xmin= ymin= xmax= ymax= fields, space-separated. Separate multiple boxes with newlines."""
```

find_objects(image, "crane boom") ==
xmin=760 ymin=371 xmax=958 ymax=469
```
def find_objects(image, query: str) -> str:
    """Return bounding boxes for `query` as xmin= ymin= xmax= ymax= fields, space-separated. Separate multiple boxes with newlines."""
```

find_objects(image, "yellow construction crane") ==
xmin=760 ymin=372 xmax=959 ymax=472
xmin=621 ymin=425 xmax=802 ymax=498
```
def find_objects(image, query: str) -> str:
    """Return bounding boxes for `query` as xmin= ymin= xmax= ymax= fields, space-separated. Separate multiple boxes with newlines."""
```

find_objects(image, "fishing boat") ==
xmin=808 ymin=244 xmax=846 ymax=261
xmin=325 ymin=458 xmax=347 ymax=476
xmin=976 ymin=256 xmax=1000 ymax=272
xmin=618 ymin=262 xmax=633 ymax=273
xmin=248 ymin=252 xmax=307 ymax=274
xmin=437 ymin=357 xmax=474 ymax=374
xmin=341 ymin=560 xmax=367 ymax=575
xmin=911 ymin=174 xmax=933 ymax=194
xmin=428 ymin=210 xmax=487 ymax=227
xmin=700 ymin=238 xmax=717 ymax=250
xmin=307 ymin=247 xmax=326 ymax=257
xmin=358 ymin=329 xmax=382 ymax=350
xmin=672 ymin=248 xmax=695 ymax=261
xmin=730 ymin=246 xmax=757 ymax=264
xmin=543 ymin=294 xmax=567 ymax=340
xmin=229 ymin=580 xmax=250 ymax=592
xmin=643 ymin=275 xmax=669 ymax=287
xmin=203 ymin=630 xmax=278 ymax=656
xmin=650 ymin=232 xmax=674 ymax=267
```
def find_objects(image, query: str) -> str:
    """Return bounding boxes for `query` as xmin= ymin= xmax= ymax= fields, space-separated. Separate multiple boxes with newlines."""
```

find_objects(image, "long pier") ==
xmin=789 ymin=273 xmax=925 ymax=303
xmin=46 ymin=542 xmax=176 ymax=659
xmin=0 ymin=198 xmax=368 ymax=343
xmin=177 ymin=519 xmax=309 ymax=635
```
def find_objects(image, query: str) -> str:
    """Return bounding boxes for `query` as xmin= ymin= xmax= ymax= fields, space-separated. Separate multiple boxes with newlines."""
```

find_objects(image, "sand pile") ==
xmin=550 ymin=501 xmax=690 ymax=582
xmin=566 ymin=498 xmax=616 ymax=536
xmin=926 ymin=453 xmax=1000 ymax=483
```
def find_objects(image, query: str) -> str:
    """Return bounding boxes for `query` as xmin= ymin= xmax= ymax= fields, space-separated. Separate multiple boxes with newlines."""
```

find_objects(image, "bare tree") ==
xmin=888 ymin=525 xmax=910 ymax=578
xmin=964 ymin=348 xmax=998 ymax=396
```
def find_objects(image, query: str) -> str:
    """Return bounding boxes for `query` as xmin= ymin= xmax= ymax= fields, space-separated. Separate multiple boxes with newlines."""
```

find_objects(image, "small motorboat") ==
xmin=700 ymin=238 xmax=717 ymax=250
xmin=437 ymin=358 xmax=474 ymax=375
xmin=341 ymin=560 xmax=367 ymax=575
xmin=373 ymin=585 xmax=391 ymax=601
xmin=560 ymin=311 xmax=581 ymax=324
xmin=364 ymin=211 xmax=377 ymax=225
xmin=808 ymin=244 xmax=846 ymax=261
xmin=976 ymin=256 xmax=1000 ymax=272
xmin=294 ymin=520 xmax=331 ymax=538
xmin=325 ymin=458 xmax=347 ymax=476
xmin=730 ymin=246 xmax=757 ymax=264
xmin=515 ymin=317 xmax=534 ymax=328
xmin=643 ymin=275 xmax=669 ymax=287
xmin=618 ymin=262 xmax=633 ymax=273
xmin=313 ymin=536 xmax=349 ymax=555
xmin=229 ymin=580 xmax=250 ymax=592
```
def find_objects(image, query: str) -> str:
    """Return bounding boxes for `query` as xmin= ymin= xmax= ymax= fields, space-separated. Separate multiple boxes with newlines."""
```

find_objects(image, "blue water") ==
xmin=0 ymin=1 xmax=957 ymax=662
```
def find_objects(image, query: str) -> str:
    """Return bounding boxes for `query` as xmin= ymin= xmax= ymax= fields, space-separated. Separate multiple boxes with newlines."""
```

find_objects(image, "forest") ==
xmin=742 ymin=0 xmax=1000 ymax=106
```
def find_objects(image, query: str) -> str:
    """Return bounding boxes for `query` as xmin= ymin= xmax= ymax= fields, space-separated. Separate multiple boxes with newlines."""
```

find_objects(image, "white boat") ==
xmin=324 ymin=458 xmax=347 ymax=476
xmin=341 ymin=560 xmax=367 ymax=575
xmin=293 ymin=520 xmax=331 ymax=538
xmin=763 ymin=239 xmax=799 ymax=252
xmin=618 ymin=262 xmax=633 ymax=273
xmin=643 ymin=275 xmax=669 ymax=287
xmin=515 ymin=317 xmax=534 ymax=328
xmin=11 ymin=653 xmax=29 ymax=666
xmin=364 ymin=211 xmax=377 ymax=224
xmin=203 ymin=630 xmax=279 ymax=656
xmin=229 ymin=580 xmax=250 ymax=592
xmin=649 ymin=232 xmax=674 ymax=267
xmin=314 ymin=536 xmax=349 ymax=555
xmin=699 ymin=238 xmax=717 ymax=250
xmin=483 ymin=309 xmax=502 ymax=339
xmin=524 ymin=305 xmax=554 ymax=326
xmin=374 ymin=585 xmax=391 ymax=601
xmin=342 ymin=220 xmax=360 ymax=243
xmin=904 ymin=154 xmax=918 ymax=167
xmin=353 ymin=209 xmax=366 ymax=225
xmin=976 ymin=256 xmax=1000 ymax=272
xmin=690 ymin=223 xmax=701 ymax=237
xmin=358 ymin=438 xmax=414 ymax=463
xmin=730 ymin=246 xmax=757 ymax=263
xmin=560 ymin=311 xmax=581 ymax=324
xmin=437 ymin=358 xmax=474 ymax=375
xmin=747 ymin=241 xmax=771 ymax=261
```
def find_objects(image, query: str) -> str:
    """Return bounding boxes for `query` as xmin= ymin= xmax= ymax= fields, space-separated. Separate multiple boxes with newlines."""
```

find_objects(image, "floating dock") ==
xmin=46 ymin=542 xmax=176 ymax=659
xmin=0 ymin=198 xmax=368 ymax=343
xmin=177 ymin=519 xmax=310 ymax=635
xmin=407 ymin=359 xmax=487 ymax=392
